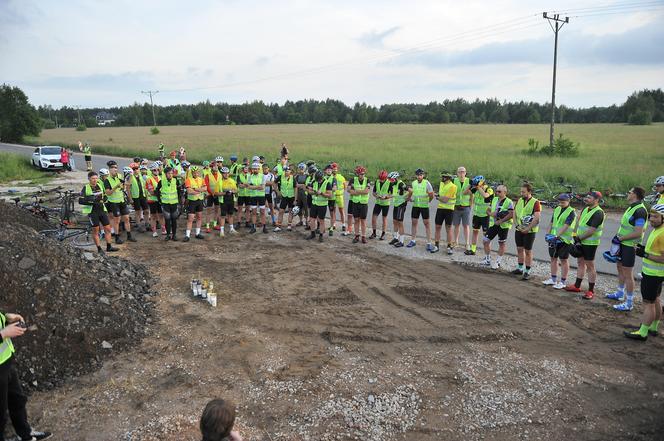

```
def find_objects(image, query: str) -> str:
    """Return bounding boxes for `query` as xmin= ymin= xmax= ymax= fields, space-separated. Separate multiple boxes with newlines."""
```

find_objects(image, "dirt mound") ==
xmin=0 ymin=202 xmax=155 ymax=391
xmin=0 ymin=200 xmax=54 ymax=232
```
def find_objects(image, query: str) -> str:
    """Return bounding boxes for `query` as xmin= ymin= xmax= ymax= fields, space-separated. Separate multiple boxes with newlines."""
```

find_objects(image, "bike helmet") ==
xmin=297 ymin=162 xmax=306 ymax=170
xmin=306 ymin=160 xmax=316 ymax=167
xmin=315 ymin=170 xmax=325 ymax=181
xmin=155 ymin=160 xmax=163 ymax=167
xmin=220 ymin=166 xmax=230 ymax=173
xmin=388 ymin=171 xmax=400 ymax=182
xmin=129 ymin=162 xmax=139 ymax=169
xmin=122 ymin=166 xmax=133 ymax=175
xmin=259 ymin=155 xmax=265 ymax=161
xmin=440 ymin=171 xmax=453 ymax=179
xmin=149 ymin=162 xmax=159 ymax=170
xmin=251 ymin=155 xmax=260 ymax=162
xmin=106 ymin=160 xmax=117 ymax=167
xmin=202 ymin=160 xmax=210 ymax=167
xmin=651 ymin=204 xmax=664 ymax=215
xmin=291 ymin=206 xmax=300 ymax=216
xmin=283 ymin=165 xmax=291 ymax=172
xmin=215 ymin=156 xmax=224 ymax=162
xmin=415 ymin=168 xmax=425 ymax=176
xmin=545 ymin=233 xmax=557 ymax=244
xmin=471 ymin=175 xmax=484 ymax=186
xmin=378 ymin=170 xmax=388 ymax=181
xmin=99 ymin=168 xmax=110 ymax=176
xmin=164 ymin=166 xmax=173 ymax=174
xmin=308 ymin=165 xmax=318 ymax=174
xmin=242 ymin=163 xmax=249 ymax=170
xmin=251 ymin=162 xmax=260 ymax=169
xmin=230 ymin=154 xmax=238 ymax=161
xmin=190 ymin=165 xmax=200 ymax=172
xmin=139 ymin=165 xmax=148 ymax=171
xmin=654 ymin=176 xmax=664 ymax=185
xmin=355 ymin=165 xmax=366 ymax=175
xmin=497 ymin=210 xmax=509 ymax=220
xmin=324 ymin=163 xmax=333 ymax=171
xmin=331 ymin=162 xmax=338 ymax=170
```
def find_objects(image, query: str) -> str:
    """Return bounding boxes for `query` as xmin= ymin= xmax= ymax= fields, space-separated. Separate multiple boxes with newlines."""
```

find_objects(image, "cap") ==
xmin=587 ymin=191 xmax=602 ymax=200
xmin=557 ymin=193 xmax=571 ymax=201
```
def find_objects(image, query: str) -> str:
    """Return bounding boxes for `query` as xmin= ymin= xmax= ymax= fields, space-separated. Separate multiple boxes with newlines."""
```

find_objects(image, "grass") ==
xmin=26 ymin=123 xmax=664 ymax=206
xmin=0 ymin=152 xmax=55 ymax=184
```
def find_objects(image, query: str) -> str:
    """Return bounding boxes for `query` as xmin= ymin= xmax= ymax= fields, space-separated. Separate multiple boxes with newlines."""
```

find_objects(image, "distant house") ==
xmin=95 ymin=111 xmax=116 ymax=126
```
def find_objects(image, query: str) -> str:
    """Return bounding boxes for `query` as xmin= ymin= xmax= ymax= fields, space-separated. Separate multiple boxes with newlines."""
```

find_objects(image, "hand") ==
xmin=635 ymin=244 xmax=646 ymax=258
xmin=229 ymin=431 xmax=243 ymax=441
xmin=1 ymin=322 xmax=26 ymax=339
xmin=5 ymin=313 xmax=24 ymax=323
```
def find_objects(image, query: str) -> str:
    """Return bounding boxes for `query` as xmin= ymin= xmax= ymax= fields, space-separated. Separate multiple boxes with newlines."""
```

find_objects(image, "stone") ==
xmin=83 ymin=252 xmax=95 ymax=261
xmin=98 ymin=296 xmax=110 ymax=305
xmin=18 ymin=257 xmax=36 ymax=270
xmin=101 ymin=341 xmax=113 ymax=349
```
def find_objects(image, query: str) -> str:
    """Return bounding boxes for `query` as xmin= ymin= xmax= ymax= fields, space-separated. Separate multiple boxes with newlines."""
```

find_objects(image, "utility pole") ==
xmin=74 ymin=105 xmax=82 ymax=126
xmin=543 ymin=12 xmax=569 ymax=148
xmin=141 ymin=90 xmax=159 ymax=127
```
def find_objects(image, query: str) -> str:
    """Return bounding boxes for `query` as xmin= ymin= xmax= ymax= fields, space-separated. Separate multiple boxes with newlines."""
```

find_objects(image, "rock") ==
xmin=98 ymin=296 xmax=110 ymax=305
xmin=101 ymin=341 xmax=113 ymax=349
xmin=37 ymin=275 xmax=51 ymax=283
xmin=64 ymin=268 xmax=73 ymax=275
xmin=18 ymin=257 xmax=36 ymax=270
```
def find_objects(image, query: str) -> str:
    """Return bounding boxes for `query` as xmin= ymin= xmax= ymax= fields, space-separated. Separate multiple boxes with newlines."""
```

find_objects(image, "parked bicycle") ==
xmin=39 ymin=220 xmax=97 ymax=248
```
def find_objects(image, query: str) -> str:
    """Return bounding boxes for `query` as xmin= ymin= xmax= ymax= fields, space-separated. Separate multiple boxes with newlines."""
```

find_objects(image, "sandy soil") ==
xmin=22 ymin=226 xmax=664 ymax=441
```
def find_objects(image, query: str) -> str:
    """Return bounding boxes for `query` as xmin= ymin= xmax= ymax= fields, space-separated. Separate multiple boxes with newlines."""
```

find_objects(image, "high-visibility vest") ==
xmin=146 ymin=175 xmax=160 ymax=202
xmin=490 ymin=197 xmax=513 ymax=229
xmin=186 ymin=177 xmax=205 ymax=201
xmin=514 ymin=197 xmax=540 ymax=233
xmin=437 ymin=181 xmax=456 ymax=210
xmin=106 ymin=175 xmax=124 ymax=203
xmin=129 ymin=174 xmax=145 ymax=199
xmin=453 ymin=177 xmax=471 ymax=206
xmin=551 ymin=205 xmax=576 ymax=244
xmin=0 ymin=312 xmax=15 ymax=365
xmin=617 ymin=202 xmax=646 ymax=246
xmin=238 ymin=174 xmax=250 ymax=197
xmin=249 ymin=174 xmax=263 ymax=197
xmin=578 ymin=205 xmax=604 ymax=245
xmin=375 ymin=180 xmax=391 ymax=206
xmin=207 ymin=171 xmax=222 ymax=195
xmin=324 ymin=176 xmax=336 ymax=201
xmin=642 ymin=226 xmax=664 ymax=277
xmin=280 ymin=175 xmax=295 ymax=198
xmin=473 ymin=186 xmax=493 ymax=218
xmin=221 ymin=178 xmax=237 ymax=194
xmin=334 ymin=174 xmax=346 ymax=197
xmin=351 ymin=177 xmax=369 ymax=204
xmin=312 ymin=180 xmax=329 ymax=206
xmin=160 ymin=177 xmax=179 ymax=205
xmin=392 ymin=181 xmax=407 ymax=207
xmin=81 ymin=183 xmax=107 ymax=214
xmin=83 ymin=145 xmax=91 ymax=155
xmin=411 ymin=179 xmax=430 ymax=208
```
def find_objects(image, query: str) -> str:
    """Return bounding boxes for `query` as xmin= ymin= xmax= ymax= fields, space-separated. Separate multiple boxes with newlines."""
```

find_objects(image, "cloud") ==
xmin=357 ymin=26 xmax=401 ymax=48
xmin=28 ymin=71 xmax=156 ymax=91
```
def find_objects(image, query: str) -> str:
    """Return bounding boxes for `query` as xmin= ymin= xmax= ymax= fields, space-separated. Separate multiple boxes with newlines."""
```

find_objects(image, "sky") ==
xmin=1 ymin=0 xmax=663 ymax=109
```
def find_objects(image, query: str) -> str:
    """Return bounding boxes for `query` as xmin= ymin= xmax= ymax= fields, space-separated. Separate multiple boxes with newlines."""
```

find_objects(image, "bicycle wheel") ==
xmin=70 ymin=229 xmax=95 ymax=248
xmin=39 ymin=228 xmax=64 ymax=241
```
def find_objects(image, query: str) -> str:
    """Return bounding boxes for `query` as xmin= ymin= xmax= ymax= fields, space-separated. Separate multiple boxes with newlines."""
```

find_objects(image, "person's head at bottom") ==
xmin=200 ymin=398 xmax=241 ymax=441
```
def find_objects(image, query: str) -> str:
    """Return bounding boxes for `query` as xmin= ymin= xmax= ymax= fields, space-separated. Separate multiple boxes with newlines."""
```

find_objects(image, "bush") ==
xmin=524 ymin=134 xmax=579 ymax=157
xmin=628 ymin=110 xmax=652 ymax=125
xmin=150 ymin=126 xmax=160 ymax=135
xmin=41 ymin=119 xmax=56 ymax=129
xmin=76 ymin=124 xmax=87 ymax=131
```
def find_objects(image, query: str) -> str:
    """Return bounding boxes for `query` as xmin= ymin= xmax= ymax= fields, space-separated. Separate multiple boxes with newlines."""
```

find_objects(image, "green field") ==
xmin=0 ymin=152 xmax=55 ymax=184
xmin=27 ymin=123 xmax=664 ymax=204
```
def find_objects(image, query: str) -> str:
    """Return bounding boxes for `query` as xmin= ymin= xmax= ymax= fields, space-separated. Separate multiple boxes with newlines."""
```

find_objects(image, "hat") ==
xmin=557 ymin=193 xmax=570 ymax=201
xmin=440 ymin=171 xmax=453 ymax=179
xmin=587 ymin=191 xmax=602 ymax=200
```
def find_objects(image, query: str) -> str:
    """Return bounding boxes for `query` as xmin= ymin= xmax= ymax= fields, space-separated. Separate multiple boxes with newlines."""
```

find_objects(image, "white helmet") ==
xmin=215 ymin=156 xmax=224 ymax=162
xmin=149 ymin=162 xmax=159 ymax=170
xmin=251 ymin=155 xmax=260 ymax=162
xmin=654 ymin=176 xmax=664 ymax=185
xmin=651 ymin=204 xmax=664 ymax=215
xmin=122 ymin=166 xmax=133 ymax=175
xmin=99 ymin=168 xmax=109 ymax=176
xmin=251 ymin=162 xmax=260 ymax=169
xmin=291 ymin=206 xmax=300 ymax=216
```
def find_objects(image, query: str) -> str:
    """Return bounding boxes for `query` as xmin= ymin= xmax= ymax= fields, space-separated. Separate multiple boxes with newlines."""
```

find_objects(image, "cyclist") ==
xmin=565 ymin=191 xmax=604 ymax=300
xmin=80 ymin=171 xmax=118 ymax=253
xmin=219 ymin=166 xmax=238 ymax=236
xmin=102 ymin=160 xmax=136 ymax=244
xmin=433 ymin=171 xmax=457 ymax=254
xmin=262 ymin=164 xmax=276 ymax=226
xmin=349 ymin=166 xmax=370 ymax=244
xmin=247 ymin=162 xmax=265 ymax=234
xmin=156 ymin=166 xmax=183 ymax=241
xmin=469 ymin=175 xmax=493 ymax=255
xmin=294 ymin=163 xmax=309 ymax=227
xmin=204 ymin=160 xmax=223 ymax=233
xmin=305 ymin=165 xmax=318 ymax=231
xmin=512 ymin=182 xmax=541 ymax=280
xmin=167 ymin=150 xmax=181 ymax=175
xmin=184 ymin=166 xmax=206 ymax=242
xmin=654 ymin=176 xmax=664 ymax=204
xmin=229 ymin=155 xmax=240 ymax=178
xmin=388 ymin=171 xmax=409 ymax=248
xmin=276 ymin=145 xmax=289 ymax=177
xmin=482 ymin=185 xmax=513 ymax=269
xmin=332 ymin=163 xmax=347 ymax=233
xmin=307 ymin=170 xmax=333 ymax=242
xmin=542 ymin=193 xmax=576 ymax=289
xmin=182 ymin=160 xmax=192 ymax=180
xmin=407 ymin=168 xmax=434 ymax=249
xmin=236 ymin=163 xmax=251 ymax=228
xmin=274 ymin=166 xmax=297 ymax=232
xmin=624 ymin=204 xmax=664 ymax=341
xmin=126 ymin=162 xmax=148 ymax=233
xmin=145 ymin=162 xmax=165 ymax=238
xmin=158 ymin=142 xmax=165 ymax=161
xmin=320 ymin=164 xmax=337 ymax=236
xmin=606 ymin=187 xmax=647 ymax=311
xmin=370 ymin=170 xmax=391 ymax=240
xmin=79 ymin=140 xmax=92 ymax=171
xmin=452 ymin=166 xmax=473 ymax=253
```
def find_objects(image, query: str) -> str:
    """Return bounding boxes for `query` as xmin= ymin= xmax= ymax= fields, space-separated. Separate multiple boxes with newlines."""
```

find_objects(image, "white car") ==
xmin=32 ymin=146 xmax=64 ymax=170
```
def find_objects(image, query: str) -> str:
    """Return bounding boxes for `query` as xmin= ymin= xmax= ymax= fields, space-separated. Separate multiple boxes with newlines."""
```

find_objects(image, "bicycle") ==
xmin=12 ymin=193 xmax=62 ymax=223
xmin=39 ymin=221 xmax=96 ymax=248
xmin=645 ymin=190 xmax=660 ymax=205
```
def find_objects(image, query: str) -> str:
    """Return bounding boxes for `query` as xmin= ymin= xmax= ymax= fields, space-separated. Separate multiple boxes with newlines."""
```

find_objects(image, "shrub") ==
xmin=524 ymin=134 xmax=579 ymax=157
xmin=150 ymin=126 xmax=160 ymax=135
xmin=76 ymin=124 xmax=87 ymax=131
xmin=628 ymin=110 xmax=652 ymax=125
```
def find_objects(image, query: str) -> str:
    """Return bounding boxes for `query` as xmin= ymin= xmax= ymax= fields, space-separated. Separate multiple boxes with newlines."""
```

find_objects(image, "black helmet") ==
xmin=164 ymin=166 xmax=173 ymax=174
xmin=308 ymin=165 xmax=318 ymax=174
xmin=106 ymin=160 xmax=118 ymax=167
xmin=306 ymin=160 xmax=316 ymax=167
xmin=415 ymin=168 xmax=425 ymax=175
xmin=315 ymin=170 xmax=325 ymax=181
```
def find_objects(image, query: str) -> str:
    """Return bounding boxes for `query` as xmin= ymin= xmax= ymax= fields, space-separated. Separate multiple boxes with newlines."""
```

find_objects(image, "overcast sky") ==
xmin=1 ymin=0 xmax=663 ymax=108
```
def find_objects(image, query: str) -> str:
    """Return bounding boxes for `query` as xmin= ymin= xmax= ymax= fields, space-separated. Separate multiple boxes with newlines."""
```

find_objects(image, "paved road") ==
xmin=2 ymin=141 xmax=632 ymax=275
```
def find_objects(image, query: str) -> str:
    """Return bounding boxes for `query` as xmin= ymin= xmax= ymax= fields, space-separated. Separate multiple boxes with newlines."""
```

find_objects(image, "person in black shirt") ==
xmin=80 ymin=171 xmax=118 ymax=253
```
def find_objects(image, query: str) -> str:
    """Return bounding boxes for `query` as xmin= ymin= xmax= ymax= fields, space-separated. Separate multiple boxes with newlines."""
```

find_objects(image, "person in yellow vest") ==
xmin=101 ymin=160 xmax=136 ymax=244
xmin=331 ymin=163 xmax=347 ymax=233
xmin=624 ymin=204 xmax=664 ymax=340
xmin=542 ymin=193 xmax=576 ymax=289
xmin=145 ymin=163 xmax=165 ymax=238
xmin=433 ymin=171 xmax=457 ymax=254
xmin=156 ymin=166 xmax=183 ymax=241
xmin=349 ymin=166 xmax=371 ymax=244
xmin=388 ymin=171 xmax=409 ymax=248
xmin=605 ymin=187 xmax=648 ymax=311
xmin=79 ymin=140 xmax=92 ymax=171
xmin=1 ymin=311 xmax=53 ymax=441
xmin=183 ymin=166 xmax=207 ymax=242
xmin=452 ymin=166 xmax=473 ymax=253
xmin=307 ymin=170 xmax=334 ymax=242
xmin=565 ymin=191 xmax=605 ymax=300
xmin=237 ymin=164 xmax=251 ymax=229
xmin=204 ymin=161 xmax=223 ymax=233
xmin=263 ymin=163 xmax=277 ymax=227
xmin=294 ymin=163 xmax=310 ymax=227
xmin=80 ymin=171 xmax=118 ymax=253
xmin=482 ymin=185 xmax=513 ymax=269
xmin=370 ymin=170 xmax=392 ymax=241
xmin=247 ymin=162 xmax=265 ymax=234
xmin=218 ymin=167 xmax=238 ymax=237
xmin=653 ymin=176 xmax=664 ymax=204
xmin=139 ymin=164 xmax=150 ymax=229
xmin=125 ymin=163 xmax=149 ymax=233
xmin=274 ymin=166 xmax=297 ymax=231
xmin=323 ymin=164 xmax=338 ymax=236
xmin=468 ymin=175 xmax=494 ymax=255
xmin=512 ymin=182 xmax=541 ymax=280
xmin=407 ymin=168 xmax=434 ymax=249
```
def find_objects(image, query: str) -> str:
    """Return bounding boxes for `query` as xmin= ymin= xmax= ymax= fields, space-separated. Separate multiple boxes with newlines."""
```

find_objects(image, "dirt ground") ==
xmin=21 ymin=226 xmax=664 ymax=441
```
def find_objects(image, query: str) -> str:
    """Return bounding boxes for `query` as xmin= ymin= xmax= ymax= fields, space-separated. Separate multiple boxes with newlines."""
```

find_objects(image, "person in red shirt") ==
xmin=60 ymin=147 xmax=70 ymax=172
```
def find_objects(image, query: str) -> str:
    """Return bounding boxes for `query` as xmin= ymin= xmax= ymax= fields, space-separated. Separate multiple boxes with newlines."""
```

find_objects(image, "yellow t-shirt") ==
xmin=437 ymin=181 xmax=457 ymax=209
xmin=221 ymin=177 xmax=237 ymax=193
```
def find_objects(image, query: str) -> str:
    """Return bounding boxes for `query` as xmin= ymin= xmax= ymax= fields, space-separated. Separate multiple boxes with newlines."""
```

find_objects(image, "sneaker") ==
xmin=625 ymin=324 xmax=659 ymax=337
xmin=480 ymin=258 xmax=491 ymax=267
xmin=164 ymin=234 xmax=171 ymax=241
xmin=306 ymin=232 xmax=316 ymax=240
xmin=106 ymin=246 xmax=119 ymax=252
xmin=114 ymin=236 xmax=124 ymax=245
xmin=249 ymin=226 xmax=256 ymax=234
xmin=553 ymin=281 xmax=565 ymax=289
xmin=152 ymin=231 xmax=158 ymax=238
xmin=394 ymin=241 xmax=404 ymax=248
xmin=352 ymin=236 xmax=360 ymax=244
xmin=564 ymin=285 xmax=582 ymax=293
xmin=369 ymin=232 xmax=377 ymax=239
xmin=361 ymin=236 xmax=367 ymax=244
xmin=623 ymin=329 xmax=647 ymax=341
xmin=287 ymin=226 xmax=292 ymax=231
xmin=183 ymin=236 xmax=190 ymax=242
xmin=426 ymin=243 xmax=432 ymax=251
xmin=230 ymin=228 xmax=237 ymax=234
xmin=171 ymin=236 xmax=178 ymax=241
xmin=511 ymin=268 xmax=523 ymax=275
xmin=521 ymin=272 xmax=530 ymax=281
xmin=319 ymin=235 xmax=324 ymax=243
xmin=389 ymin=238 xmax=399 ymax=245
xmin=214 ymin=225 xmax=221 ymax=231
xmin=542 ymin=278 xmax=556 ymax=286
xmin=195 ymin=234 xmax=204 ymax=239
xmin=446 ymin=247 xmax=453 ymax=255
xmin=582 ymin=290 xmax=594 ymax=300
xmin=329 ymin=229 xmax=333 ymax=237
xmin=263 ymin=225 xmax=268 ymax=234
xmin=22 ymin=430 xmax=53 ymax=441
xmin=605 ymin=291 xmax=625 ymax=301
xmin=464 ymin=249 xmax=475 ymax=255
xmin=490 ymin=260 xmax=499 ymax=270
xmin=430 ymin=245 xmax=440 ymax=253
xmin=406 ymin=240 xmax=416 ymax=248
xmin=274 ymin=226 xmax=282 ymax=232
xmin=613 ymin=302 xmax=633 ymax=312
xmin=220 ymin=230 xmax=225 ymax=237
xmin=127 ymin=235 xmax=137 ymax=243
xmin=379 ymin=232 xmax=386 ymax=241
xmin=296 ymin=221 xmax=304 ymax=227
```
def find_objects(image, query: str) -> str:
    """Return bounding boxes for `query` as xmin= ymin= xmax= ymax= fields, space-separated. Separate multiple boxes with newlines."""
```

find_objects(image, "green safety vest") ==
xmin=473 ymin=186 xmax=493 ymax=218
xmin=312 ymin=180 xmax=329 ymax=206
xmin=229 ymin=163 xmax=239 ymax=177
xmin=351 ymin=177 xmax=369 ymax=204
xmin=392 ymin=181 xmax=407 ymax=207
xmin=160 ymin=177 xmax=178 ymax=205
xmin=642 ymin=226 xmax=664 ymax=277
xmin=83 ymin=145 xmax=91 ymax=155
xmin=81 ymin=183 xmax=107 ymax=214
xmin=617 ymin=202 xmax=646 ymax=246
xmin=490 ymin=197 xmax=513 ymax=229
xmin=276 ymin=163 xmax=284 ymax=177
xmin=551 ymin=206 xmax=576 ymax=244
xmin=324 ymin=176 xmax=336 ymax=201
xmin=280 ymin=175 xmax=295 ymax=198
xmin=129 ymin=174 xmax=145 ymax=199
xmin=437 ymin=181 xmax=456 ymax=210
xmin=374 ymin=180 xmax=391 ymax=206
xmin=411 ymin=179 xmax=430 ymax=208
xmin=238 ymin=173 xmax=250 ymax=197
xmin=514 ymin=197 xmax=540 ymax=233
xmin=578 ymin=205 xmax=604 ymax=246
xmin=249 ymin=174 xmax=263 ymax=197
xmin=453 ymin=177 xmax=471 ymax=206
xmin=106 ymin=175 xmax=124 ymax=203
xmin=0 ymin=312 xmax=15 ymax=365
xmin=187 ymin=177 xmax=205 ymax=201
